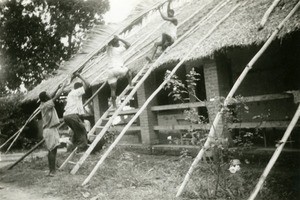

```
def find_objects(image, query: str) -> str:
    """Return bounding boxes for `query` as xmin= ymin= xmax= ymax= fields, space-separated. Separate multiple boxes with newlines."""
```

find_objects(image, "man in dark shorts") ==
xmin=147 ymin=0 xmax=178 ymax=62
xmin=63 ymin=72 xmax=90 ymax=152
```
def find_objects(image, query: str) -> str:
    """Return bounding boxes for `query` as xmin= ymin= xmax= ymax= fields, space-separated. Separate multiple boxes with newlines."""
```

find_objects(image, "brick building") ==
xmin=24 ymin=0 xmax=300 ymax=152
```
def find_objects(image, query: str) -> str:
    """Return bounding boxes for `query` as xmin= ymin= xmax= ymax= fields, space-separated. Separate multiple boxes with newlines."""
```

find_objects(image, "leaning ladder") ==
xmin=61 ymin=59 xmax=155 ymax=173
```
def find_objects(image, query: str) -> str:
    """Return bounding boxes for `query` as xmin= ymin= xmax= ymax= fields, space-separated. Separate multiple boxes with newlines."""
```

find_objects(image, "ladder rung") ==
xmin=96 ymin=126 xmax=104 ymax=129
xmin=68 ymin=161 xmax=76 ymax=165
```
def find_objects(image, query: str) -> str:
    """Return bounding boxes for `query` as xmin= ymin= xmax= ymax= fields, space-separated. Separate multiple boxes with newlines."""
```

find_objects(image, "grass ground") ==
xmin=0 ymin=147 xmax=299 ymax=200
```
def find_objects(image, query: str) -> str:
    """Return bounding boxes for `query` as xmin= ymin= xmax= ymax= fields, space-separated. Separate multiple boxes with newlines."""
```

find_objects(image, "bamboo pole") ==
xmin=7 ymin=139 xmax=45 ymax=170
xmin=248 ymin=104 xmax=300 ymax=200
xmin=176 ymin=1 xmax=300 ymax=197
xmin=0 ymin=108 xmax=40 ymax=150
xmin=81 ymin=2 xmax=242 ymax=186
xmin=258 ymin=0 xmax=281 ymax=30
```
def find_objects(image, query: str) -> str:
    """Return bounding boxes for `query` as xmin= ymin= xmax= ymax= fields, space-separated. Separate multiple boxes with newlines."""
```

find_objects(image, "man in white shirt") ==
xmin=107 ymin=35 xmax=132 ymax=108
xmin=63 ymin=72 xmax=90 ymax=152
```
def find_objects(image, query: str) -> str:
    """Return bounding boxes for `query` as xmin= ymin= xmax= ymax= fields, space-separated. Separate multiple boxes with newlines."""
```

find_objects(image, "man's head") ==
xmin=108 ymin=38 xmax=119 ymax=47
xmin=167 ymin=9 xmax=175 ymax=17
xmin=39 ymin=91 xmax=50 ymax=102
xmin=74 ymin=82 xmax=83 ymax=89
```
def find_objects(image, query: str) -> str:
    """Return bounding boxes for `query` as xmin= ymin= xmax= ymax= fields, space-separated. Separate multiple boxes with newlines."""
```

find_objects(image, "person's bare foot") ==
xmin=46 ymin=172 xmax=55 ymax=177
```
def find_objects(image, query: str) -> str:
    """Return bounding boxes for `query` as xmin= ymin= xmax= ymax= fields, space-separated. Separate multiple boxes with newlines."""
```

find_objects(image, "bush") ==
xmin=0 ymin=94 xmax=30 ymax=150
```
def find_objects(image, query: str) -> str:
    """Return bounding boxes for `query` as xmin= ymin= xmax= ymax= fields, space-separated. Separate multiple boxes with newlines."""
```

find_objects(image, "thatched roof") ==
xmin=24 ymin=0 xmax=300 ymax=102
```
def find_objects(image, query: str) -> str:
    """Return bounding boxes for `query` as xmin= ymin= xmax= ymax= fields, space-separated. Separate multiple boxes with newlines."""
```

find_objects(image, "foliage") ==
xmin=164 ymin=68 xmax=201 ymax=103
xmin=0 ymin=0 xmax=109 ymax=93
xmin=0 ymin=94 xmax=29 ymax=146
xmin=164 ymin=68 xmax=268 ymax=199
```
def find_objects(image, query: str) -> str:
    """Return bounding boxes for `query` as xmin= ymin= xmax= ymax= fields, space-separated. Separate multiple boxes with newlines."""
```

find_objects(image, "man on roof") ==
xmin=147 ymin=0 xmax=178 ymax=62
xmin=107 ymin=35 xmax=132 ymax=108
xmin=39 ymin=80 xmax=67 ymax=177
xmin=63 ymin=72 xmax=90 ymax=153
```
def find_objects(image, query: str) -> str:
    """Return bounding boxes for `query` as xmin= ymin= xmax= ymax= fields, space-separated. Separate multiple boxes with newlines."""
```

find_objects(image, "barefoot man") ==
xmin=147 ymin=0 xmax=178 ymax=62
xmin=107 ymin=35 xmax=132 ymax=108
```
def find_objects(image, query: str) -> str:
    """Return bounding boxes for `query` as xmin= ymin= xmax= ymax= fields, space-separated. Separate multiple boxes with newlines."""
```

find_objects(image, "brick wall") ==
xmin=137 ymin=72 xmax=159 ymax=145
xmin=203 ymin=59 xmax=225 ymax=138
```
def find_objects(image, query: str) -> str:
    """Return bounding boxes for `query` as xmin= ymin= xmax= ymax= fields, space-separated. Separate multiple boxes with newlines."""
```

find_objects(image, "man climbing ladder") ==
xmin=107 ymin=35 xmax=133 ymax=108
xmin=63 ymin=72 xmax=90 ymax=153
xmin=147 ymin=0 xmax=178 ymax=62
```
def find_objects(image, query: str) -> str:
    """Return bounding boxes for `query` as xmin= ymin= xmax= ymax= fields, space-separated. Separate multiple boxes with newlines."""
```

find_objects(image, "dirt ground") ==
xmin=0 ymin=147 xmax=299 ymax=200
xmin=0 ymin=182 xmax=63 ymax=200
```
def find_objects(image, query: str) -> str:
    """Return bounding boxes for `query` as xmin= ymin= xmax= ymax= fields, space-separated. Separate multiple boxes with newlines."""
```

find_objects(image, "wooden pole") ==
xmin=7 ymin=139 xmax=45 ymax=170
xmin=258 ymin=0 xmax=281 ymax=30
xmin=176 ymin=1 xmax=300 ymax=197
xmin=1 ymin=109 xmax=40 ymax=152
xmin=81 ymin=2 xmax=242 ymax=186
xmin=0 ymin=108 xmax=40 ymax=150
xmin=248 ymin=104 xmax=300 ymax=200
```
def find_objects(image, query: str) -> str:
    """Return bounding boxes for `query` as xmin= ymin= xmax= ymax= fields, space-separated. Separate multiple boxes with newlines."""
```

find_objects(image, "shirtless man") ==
xmin=107 ymin=35 xmax=132 ymax=108
xmin=147 ymin=0 xmax=178 ymax=62
xmin=39 ymin=81 xmax=66 ymax=176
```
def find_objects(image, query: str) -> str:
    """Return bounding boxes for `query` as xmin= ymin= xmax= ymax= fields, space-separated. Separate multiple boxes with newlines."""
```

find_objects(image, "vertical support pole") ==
xmin=92 ymin=86 xmax=101 ymax=123
xmin=137 ymin=73 xmax=158 ymax=145
xmin=203 ymin=59 xmax=223 ymax=137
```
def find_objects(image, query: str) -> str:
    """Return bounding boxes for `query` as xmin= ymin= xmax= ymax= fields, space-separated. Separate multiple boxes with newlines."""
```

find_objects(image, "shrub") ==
xmin=0 ymin=94 xmax=29 ymax=150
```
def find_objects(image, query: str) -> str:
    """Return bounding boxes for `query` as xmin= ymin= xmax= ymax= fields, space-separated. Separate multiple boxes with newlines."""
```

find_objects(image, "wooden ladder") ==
xmin=58 ymin=59 xmax=154 ymax=172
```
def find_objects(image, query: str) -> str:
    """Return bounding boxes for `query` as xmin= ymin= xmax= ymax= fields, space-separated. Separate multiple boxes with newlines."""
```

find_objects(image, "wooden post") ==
xmin=81 ymin=2 xmax=242 ymax=186
xmin=7 ymin=139 xmax=45 ymax=170
xmin=258 ymin=0 xmax=281 ymax=30
xmin=176 ymin=1 xmax=300 ymax=197
xmin=248 ymin=104 xmax=300 ymax=200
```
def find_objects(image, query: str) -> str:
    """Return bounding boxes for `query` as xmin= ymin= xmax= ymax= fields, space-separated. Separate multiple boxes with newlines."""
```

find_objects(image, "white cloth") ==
xmin=107 ymin=66 xmax=129 ymax=84
xmin=39 ymin=100 xmax=60 ymax=129
xmin=63 ymin=87 xmax=85 ymax=116
xmin=107 ymin=45 xmax=126 ymax=68
xmin=163 ymin=21 xmax=177 ymax=40
xmin=43 ymin=127 xmax=60 ymax=151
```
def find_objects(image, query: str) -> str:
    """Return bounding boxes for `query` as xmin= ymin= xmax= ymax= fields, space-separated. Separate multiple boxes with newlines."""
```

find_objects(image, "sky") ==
xmin=104 ymin=0 xmax=141 ymax=23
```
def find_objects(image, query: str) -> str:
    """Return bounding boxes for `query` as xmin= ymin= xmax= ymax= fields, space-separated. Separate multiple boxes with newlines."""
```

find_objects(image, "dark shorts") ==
xmin=63 ymin=114 xmax=88 ymax=152
xmin=162 ymin=33 xmax=174 ymax=50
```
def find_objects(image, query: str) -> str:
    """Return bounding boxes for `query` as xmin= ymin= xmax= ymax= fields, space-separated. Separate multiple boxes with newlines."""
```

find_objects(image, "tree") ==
xmin=0 ymin=0 xmax=109 ymax=94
